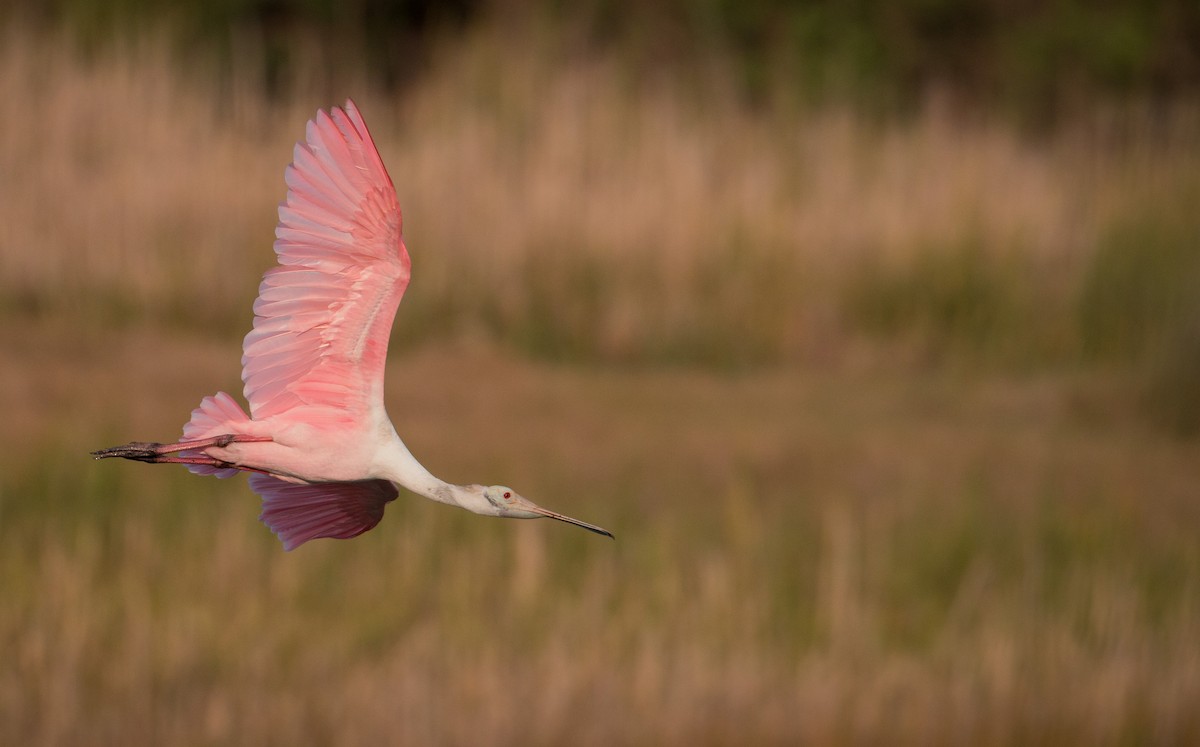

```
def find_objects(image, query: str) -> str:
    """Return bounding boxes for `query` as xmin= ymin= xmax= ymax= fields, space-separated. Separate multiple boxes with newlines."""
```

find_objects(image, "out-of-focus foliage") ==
xmin=5 ymin=320 xmax=1200 ymax=744
xmin=6 ymin=0 xmax=479 ymax=94
xmin=4 ymin=19 xmax=1199 ymax=429
xmin=3 ymin=10 xmax=1200 ymax=742
xmin=1077 ymin=190 xmax=1200 ymax=435
xmin=6 ymin=0 xmax=1200 ymax=120
xmin=566 ymin=0 xmax=1200 ymax=120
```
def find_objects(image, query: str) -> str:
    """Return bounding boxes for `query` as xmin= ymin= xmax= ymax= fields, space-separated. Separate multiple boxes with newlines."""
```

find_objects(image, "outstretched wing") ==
xmin=242 ymin=100 xmax=410 ymax=423
xmin=250 ymin=474 xmax=399 ymax=550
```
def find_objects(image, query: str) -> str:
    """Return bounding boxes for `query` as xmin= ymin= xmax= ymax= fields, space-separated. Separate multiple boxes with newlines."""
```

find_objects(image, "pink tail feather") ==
xmin=182 ymin=392 xmax=251 ymax=478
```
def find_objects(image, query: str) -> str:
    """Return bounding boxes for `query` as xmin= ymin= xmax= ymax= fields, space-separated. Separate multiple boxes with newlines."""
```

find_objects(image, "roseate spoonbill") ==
xmin=93 ymin=100 xmax=612 ymax=549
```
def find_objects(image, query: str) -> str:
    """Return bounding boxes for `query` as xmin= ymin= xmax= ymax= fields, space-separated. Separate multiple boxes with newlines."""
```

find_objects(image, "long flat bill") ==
xmin=527 ymin=505 xmax=614 ymax=539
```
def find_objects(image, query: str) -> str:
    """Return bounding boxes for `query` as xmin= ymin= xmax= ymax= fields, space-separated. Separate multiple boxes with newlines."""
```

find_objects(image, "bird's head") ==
xmin=482 ymin=485 xmax=613 ymax=538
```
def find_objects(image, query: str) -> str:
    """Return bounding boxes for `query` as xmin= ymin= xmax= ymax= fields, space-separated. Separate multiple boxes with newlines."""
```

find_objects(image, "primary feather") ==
xmin=241 ymin=101 xmax=411 ymax=423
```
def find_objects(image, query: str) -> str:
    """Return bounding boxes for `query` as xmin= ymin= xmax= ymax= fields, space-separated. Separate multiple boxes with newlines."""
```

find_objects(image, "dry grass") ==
xmin=3 ymin=22 xmax=1200 ymax=745
xmin=3 ymin=321 xmax=1200 ymax=745
xmin=5 ymin=25 xmax=1198 ymax=364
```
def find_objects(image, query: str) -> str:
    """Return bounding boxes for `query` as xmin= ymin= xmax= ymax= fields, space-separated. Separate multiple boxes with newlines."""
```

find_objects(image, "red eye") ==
xmin=503 ymin=491 xmax=512 ymax=499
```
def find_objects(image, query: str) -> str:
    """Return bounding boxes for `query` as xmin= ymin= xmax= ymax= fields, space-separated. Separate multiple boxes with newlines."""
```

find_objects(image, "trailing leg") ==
xmin=91 ymin=434 xmax=272 ymax=467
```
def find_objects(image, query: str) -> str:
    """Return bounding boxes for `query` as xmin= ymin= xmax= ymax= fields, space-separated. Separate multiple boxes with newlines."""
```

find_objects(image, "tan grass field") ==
xmin=5 ymin=321 xmax=1200 ymax=744
xmin=7 ymin=25 xmax=1199 ymax=365
xmin=2 ymin=24 xmax=1200 ymax=745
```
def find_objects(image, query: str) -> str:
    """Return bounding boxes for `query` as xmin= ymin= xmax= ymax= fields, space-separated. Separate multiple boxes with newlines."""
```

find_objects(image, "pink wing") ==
xmin=251 ymin=474 xmax=398 ymax=550
xmin=242 ymin=100 xmax=411 ymax=422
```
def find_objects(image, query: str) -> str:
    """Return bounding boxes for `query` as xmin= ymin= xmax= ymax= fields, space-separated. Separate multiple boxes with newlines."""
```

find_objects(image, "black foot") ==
xmin=91 ymin=442 xmax=165 ymax=462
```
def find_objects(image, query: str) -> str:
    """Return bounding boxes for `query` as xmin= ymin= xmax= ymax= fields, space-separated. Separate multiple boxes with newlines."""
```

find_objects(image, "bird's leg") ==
xmin=91 ymin=434 xmax=273 ymax=466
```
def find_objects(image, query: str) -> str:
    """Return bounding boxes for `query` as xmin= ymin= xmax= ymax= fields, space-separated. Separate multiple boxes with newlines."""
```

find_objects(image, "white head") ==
xmin=481 ymin=485 xmax=613 ymax=538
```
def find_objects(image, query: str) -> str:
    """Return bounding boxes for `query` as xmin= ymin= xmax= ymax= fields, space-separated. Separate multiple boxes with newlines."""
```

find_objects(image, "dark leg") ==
xmin=91 ymin=434 xmax=273 ymax=465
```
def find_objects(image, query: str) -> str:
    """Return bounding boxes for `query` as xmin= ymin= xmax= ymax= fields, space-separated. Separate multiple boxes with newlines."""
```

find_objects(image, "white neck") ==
xmin=375 ymin=429 xmax=497 ymax=516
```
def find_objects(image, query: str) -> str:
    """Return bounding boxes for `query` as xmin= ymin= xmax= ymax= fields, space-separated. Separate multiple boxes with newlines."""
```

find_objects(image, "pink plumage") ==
xmin=92 ymin=100 xmax=613 ymax=549
xmin=190 ymin=100 xmax=409 ymax=546
xmin=252 ymin=475 xmax=398 ymax=551
xmin=182 ymin=392 xmax=248 ymax=478
xmin=243 ymin=102 xmax=410 ymax=422
xmin=159 ymin=99 xmax=412 ymax=546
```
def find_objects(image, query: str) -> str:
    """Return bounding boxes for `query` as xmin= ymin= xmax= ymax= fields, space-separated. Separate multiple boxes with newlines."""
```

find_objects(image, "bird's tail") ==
xmin=182 ymin=392 xmax=251 ymax=478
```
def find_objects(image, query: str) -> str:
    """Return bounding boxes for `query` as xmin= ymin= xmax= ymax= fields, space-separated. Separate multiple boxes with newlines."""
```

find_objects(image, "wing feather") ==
xmin=250 ymin=474 xmax=398 ymax=550
xmin=241 ymin=99 xmax=410 ymax=422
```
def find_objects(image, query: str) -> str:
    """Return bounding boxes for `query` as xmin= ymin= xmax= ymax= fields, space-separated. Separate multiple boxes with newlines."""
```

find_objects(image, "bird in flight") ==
xmin=93 ymin=100 xmax=612 ymax=550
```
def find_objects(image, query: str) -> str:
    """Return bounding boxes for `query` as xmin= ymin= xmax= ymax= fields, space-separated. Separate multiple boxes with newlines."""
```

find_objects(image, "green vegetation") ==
xmin=10 ymin=0 xmax=1200 ymax=122
xmin=1079 ymin=200 xmax=1200 ymax=363
xmin=847 ymin=234 xmax=1043 ymax=362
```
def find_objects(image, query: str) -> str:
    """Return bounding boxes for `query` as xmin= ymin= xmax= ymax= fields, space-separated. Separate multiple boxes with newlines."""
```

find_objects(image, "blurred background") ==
xmin=2 ymin=0 xmax=1199 ymax=743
